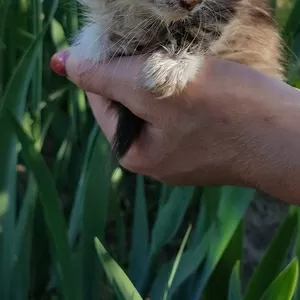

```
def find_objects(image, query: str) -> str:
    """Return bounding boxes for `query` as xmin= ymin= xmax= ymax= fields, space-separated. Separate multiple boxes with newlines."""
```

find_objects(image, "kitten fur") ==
xmin=70 ymin=0 xmax=287 ymax=286
xmin=70 ymin=0 xmax=284 ymax=159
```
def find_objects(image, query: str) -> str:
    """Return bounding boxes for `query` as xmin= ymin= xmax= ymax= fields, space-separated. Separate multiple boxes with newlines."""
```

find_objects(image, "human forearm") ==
xmin=239 ymin=92 xmax=300 ymax=205
xmin=201 ymin=58 xmax=300 ymax=204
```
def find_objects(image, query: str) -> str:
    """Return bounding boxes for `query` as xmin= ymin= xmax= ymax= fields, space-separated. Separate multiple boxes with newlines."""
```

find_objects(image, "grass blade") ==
xmin=204 ymin=220 xmax=243 ymax=300
xmin=150 ymin=186 xmax=194 ymax=257
xmin=259 ymin=258 xmax=298 ymax=300
xmin=228 ymin=261 xmax=243 ymax=300
xmin=128 ymin=175 xmax=149 ymax=292
xmin=163 ymin=224 xmax=192 ymax=300
xmin=0 ymin=2 xmax=58 ymax=297
xmin=81 ymin=129 xmax=111 ymax=299
xmin=150 ymin=226 xmax=212 ymax=300
xmin=94 ymin=237 xmax=143 ymax=300
xmin=7 ymin=110 xmax=79 ymax=300
xmin=67 ymin=123 xmax=99 ymax=246
xmin=244 ymin=212 xmax=297 ymax=300
xmin=191 ymin=186 xmax=254 ymax=300
xmin=283 ymin=0 xmax=300 ymax=37
xmin=0 ymin=0 xmax=58 ymax=118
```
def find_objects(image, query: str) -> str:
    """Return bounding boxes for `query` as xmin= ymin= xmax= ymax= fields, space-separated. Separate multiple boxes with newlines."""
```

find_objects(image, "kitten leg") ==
xmin=141 ymin=51 xmax=203 ymax=98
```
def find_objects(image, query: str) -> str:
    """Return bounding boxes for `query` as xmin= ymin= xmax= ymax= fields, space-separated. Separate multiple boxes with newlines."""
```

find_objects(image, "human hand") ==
xmin=50 ymin=51 xmax=300 ymax=198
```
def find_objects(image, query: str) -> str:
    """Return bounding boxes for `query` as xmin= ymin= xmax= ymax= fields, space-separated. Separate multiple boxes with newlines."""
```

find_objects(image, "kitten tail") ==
xmin=112 ymin=102 xmax=145 ymax=160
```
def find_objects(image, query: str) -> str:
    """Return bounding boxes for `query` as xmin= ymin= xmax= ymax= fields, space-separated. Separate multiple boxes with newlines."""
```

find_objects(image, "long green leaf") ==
xmin=291 ymin=205 xmax=300 ymax=299
xmin=94 ymin=237 xmax=143 ymax=300
xmin=129 ymin=175 xmax=149 ymax=292
xmin=0 ymin=1 xmax=59 ymax=297
xmin=283 ymin=0 xmax=300 ymax=37
xmin=205 ymin=220 xmax=244 ymax=300
xmin=259 ymin=258 xmax=298 ymax=300
xmin=0 ymin=0 xmax=58 ymax=118
xmin=163 ymin=224 xmax=192 ymax=300
xmin=11 ymin=112 xmax=54 ymax=299
xmin=191 ymin=186 xmax=254 ymax=300
xmin=244 ymin=212 xmax=297 ymax=300
xmin=67 ymin=123 xmax=99 ymax=246
xmin=150 ymin=226 xmax=212 ymax=300
xmin=81 ymin=129 xmax=111 ymax=299
xmin=151 ymin=186 xmax=195 ymax=257
xmin=228 ymin=261 xmax=243 ymax=300
xmin=7 ymin=111 xmax=79 ymax=300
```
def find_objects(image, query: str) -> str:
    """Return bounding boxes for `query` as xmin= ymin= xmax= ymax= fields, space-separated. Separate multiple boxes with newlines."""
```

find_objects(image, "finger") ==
xmin=86 ymin=92 xmax=117 ymax=143
xmin=63 ymin=51 xmax=152 ymax=116
xmin=86 ymin=92 xmax=157 ymax=172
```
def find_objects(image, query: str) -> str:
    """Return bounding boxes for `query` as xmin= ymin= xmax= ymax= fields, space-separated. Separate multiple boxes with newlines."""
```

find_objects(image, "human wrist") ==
xmin=198 ymin=58 xmax=300 ymax=203
xmin=230 ymin=78 xmax=300 ymax=204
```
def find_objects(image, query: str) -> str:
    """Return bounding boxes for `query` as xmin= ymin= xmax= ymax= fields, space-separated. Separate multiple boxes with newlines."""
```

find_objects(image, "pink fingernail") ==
xmin=50 ymin=50 xmax=70 ymax=76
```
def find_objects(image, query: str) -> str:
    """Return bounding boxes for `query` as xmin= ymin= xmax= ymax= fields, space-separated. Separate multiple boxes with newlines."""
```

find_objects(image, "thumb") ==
xmin=50 ymin=50 xmax=151 ymax=118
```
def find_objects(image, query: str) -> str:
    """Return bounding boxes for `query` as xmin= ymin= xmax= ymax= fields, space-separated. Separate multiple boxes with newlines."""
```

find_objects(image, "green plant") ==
xmin=0 ymin=0 xmax=300 ymax=299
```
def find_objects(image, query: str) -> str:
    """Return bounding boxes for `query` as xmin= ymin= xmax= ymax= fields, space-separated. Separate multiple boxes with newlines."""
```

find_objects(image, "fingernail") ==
xmin=50 ymin=50 xmax=70 ymax=76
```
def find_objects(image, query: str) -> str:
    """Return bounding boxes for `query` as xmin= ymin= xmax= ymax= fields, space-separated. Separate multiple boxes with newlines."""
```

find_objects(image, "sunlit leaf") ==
xmin=151 ymin=186 xmax=195 ymax=256
xmin=94 ymin=237 xmax=143 ymax=300
xmin=191 ymin=186 xmax=254 ymax=299
xmin=259 ymin=258 xmax=298 ymax=300
xmin=228 ymin=261 xmax=243 ymax=300
xmin=244 ymin=212 xmax=297 ymax=300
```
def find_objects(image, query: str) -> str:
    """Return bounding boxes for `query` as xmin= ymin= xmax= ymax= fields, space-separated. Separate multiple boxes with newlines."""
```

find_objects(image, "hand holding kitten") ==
xmin=70 ymin=0 xmax=283 ymax=159
xmin=53 ymin=0 xmax=291 ymax=279
xmin=51 ymin=52 xmax=300 ymax=204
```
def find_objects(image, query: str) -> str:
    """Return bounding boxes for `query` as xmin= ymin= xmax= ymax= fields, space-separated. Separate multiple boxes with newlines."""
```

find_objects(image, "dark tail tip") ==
xmin=112 ymin=102 xmax=145 ymax=160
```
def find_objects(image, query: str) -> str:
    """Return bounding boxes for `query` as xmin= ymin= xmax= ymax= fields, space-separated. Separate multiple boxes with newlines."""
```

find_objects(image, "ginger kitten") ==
xmin=70 ymin=0 xmax=284 ymax=159
xmin=70 ymin=0 xmax=287 ymax=288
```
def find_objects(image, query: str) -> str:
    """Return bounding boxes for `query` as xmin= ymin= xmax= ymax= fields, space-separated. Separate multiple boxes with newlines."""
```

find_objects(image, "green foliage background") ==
xmin=0 ymin=0 xmax=300 ymax=299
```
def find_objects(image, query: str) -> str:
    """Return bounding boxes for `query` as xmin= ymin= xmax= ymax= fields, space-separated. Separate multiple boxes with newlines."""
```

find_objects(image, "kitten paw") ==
xmin=141 ymin=51 xmax=203 ymax=98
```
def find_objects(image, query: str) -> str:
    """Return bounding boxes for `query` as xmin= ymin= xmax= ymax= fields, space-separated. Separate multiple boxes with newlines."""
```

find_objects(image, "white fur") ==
xmin=141 ymin=51 xmax=203 ymax=97
xmin=70 ymin=0 xmax=203 ymax=97
xmin=70 ymin=22 xmax=110 ymax=64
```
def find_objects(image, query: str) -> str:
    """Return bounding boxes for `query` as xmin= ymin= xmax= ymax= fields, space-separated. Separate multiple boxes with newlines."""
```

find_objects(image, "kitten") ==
xmin=70 ymin=0 xmax=284 ymax=159
xmin=70 ymin=0 xmax=287 ymax=287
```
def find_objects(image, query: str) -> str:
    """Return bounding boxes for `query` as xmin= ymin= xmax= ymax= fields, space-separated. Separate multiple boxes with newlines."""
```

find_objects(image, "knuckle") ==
xmin=72 ymin=61 xmax=97 ymax=91
xmin=119 ymin=148 xmax=152 ymax=174
xmin=76 ymin=65 xmax=93 ymax=90
xmin=119 ymin=160 xmax=134 ymax=172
